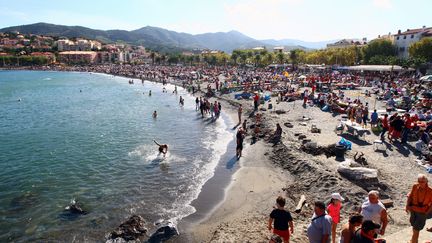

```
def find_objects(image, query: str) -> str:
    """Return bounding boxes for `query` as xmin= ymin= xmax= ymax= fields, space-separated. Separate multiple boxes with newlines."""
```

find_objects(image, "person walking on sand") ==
xmin=327 ymin=193 xmax=344 ymax=243
xmin=195 ymin=97 xmax=199 ymax=111
xmin=307 ymin=201 xmax=332 ymax=243
xmin=360 ymin=190 xmax=388 ymax=237
xmin=238 ymin=104 xmax=243 ymax=124
xmin=406 ymin=174 xmax=432 ymax=243
xmin=268 ymin=196 xmax=294 ymax=243
xmin=236 ymin=127 xmax=245 ymax=159
xmin=339 ymin=214 xmax=363 ymax=243
xmin=254 ymin=92 xmax=260 ymax=111
xmin=380 ymin=114 xmax=389 ymax=141
xmin=153 ymin=140 xmax=168 ymax=157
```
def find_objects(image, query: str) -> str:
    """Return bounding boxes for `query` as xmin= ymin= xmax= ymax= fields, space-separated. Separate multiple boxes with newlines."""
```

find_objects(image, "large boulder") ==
xmin=337 ymin=160 xmax=378 ymax=182
xmin=148 ymin=222 xmax=178 ymax=243
xmin=107 ymin=215 xmax=148 ymax=242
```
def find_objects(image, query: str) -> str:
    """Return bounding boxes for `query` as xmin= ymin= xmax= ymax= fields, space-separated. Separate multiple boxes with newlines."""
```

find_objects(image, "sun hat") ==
xmin=331 ymin=192 xmax=345 ymax=201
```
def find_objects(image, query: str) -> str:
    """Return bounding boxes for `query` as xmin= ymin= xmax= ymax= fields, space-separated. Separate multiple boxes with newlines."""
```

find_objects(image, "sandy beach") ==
xmin=3 ymin=67 xmax=431 ymax=242
xmin=185 ymin=86 xmax=432 ymax=242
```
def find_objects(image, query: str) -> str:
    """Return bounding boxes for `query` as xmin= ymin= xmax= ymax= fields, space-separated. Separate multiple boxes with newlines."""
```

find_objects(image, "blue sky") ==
xmin=0 ymin=0 xmax=431 ymax=41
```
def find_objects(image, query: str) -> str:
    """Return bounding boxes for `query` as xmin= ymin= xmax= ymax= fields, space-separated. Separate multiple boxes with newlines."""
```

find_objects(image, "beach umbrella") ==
xmin=420 ymin=75 xmax=432 ymax=81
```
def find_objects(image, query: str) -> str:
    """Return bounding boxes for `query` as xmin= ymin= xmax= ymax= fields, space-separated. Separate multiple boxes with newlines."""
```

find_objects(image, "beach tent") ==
xmin=344 ymin=65 xmax=414 ymax=72
xmin=420 ymin=75 xmax=432 ymax=81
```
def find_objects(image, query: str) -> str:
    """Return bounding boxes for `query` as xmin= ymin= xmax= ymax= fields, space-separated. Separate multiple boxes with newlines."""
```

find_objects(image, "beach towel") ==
xmin=338 ymin=138 xmax=352 ymax=150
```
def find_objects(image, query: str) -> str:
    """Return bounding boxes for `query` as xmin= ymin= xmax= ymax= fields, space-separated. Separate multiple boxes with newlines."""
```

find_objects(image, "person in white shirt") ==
xmin=360 ymin=190 xmax=388 ymax=236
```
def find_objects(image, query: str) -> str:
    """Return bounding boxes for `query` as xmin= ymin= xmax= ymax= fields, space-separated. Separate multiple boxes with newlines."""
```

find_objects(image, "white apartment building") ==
xmin=58 ymin=39 xmax=102 ymax=51
xmin=57 ymin=39 xmax=75 ymax=51
xmin=394 ymin=26 xmax=432 ymax=59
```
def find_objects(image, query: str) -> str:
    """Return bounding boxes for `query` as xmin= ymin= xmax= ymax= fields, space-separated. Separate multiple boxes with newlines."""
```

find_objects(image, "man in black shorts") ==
xmin=268 ymin=196 xmax=294 ymax=243
xmin=236 ymin=128 xmax=245 ymax=159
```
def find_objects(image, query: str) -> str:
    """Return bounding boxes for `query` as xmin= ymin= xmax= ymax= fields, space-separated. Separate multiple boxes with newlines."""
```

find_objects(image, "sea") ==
xmin=0 ymin=70 xmax=236 ymax=242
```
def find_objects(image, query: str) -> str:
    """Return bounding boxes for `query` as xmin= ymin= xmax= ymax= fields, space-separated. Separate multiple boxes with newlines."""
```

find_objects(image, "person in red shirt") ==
xmin=380 ymin=114 xmax=389 ymax=141
xmin=402 ymin=113 xmax=414 ymax=144
xmin=253 ymin=93 xmax=260 ymax=111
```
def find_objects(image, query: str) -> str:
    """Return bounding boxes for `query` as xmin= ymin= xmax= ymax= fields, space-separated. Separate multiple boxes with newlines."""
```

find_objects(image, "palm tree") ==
xmin=150 ymin=52 xmax=155 ymax=65
xmin=160 ymin=54 xmax=166 ymax=65
xmin=289 ymin=49 xmax=298 ymax=70
xmin=221 ymin=56 xmax=228 ymax=66
xmin=231 ymin=52 xmax=238 ymax=65
xmin=194 ymin=55 xmax=201 ymax=65
xmin=276 ymin=52 xmax=285 ymax=64
xmin=240 ymin=53 xmax=247 ymax=66
xmin=254 ymin=54 xmax=262 ymax=67
xmin=264 ymin=53 xmax=274 ymax=66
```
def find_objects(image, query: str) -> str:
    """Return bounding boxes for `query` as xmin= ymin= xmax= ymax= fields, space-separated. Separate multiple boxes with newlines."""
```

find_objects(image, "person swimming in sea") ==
xmin=153 ymin=140 xmax=168 ymax=157
xmin=179 ymin=96 xmax=184 ymax=106
xmin=149 ymin=90 xmax=152 ymax=96
xmin=152 ymin=111 xmax=157 ymax=118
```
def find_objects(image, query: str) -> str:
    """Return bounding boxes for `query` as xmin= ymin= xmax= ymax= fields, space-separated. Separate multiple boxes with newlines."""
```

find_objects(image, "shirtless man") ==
xmin=153 ymin=140 xmax=168 ymax=157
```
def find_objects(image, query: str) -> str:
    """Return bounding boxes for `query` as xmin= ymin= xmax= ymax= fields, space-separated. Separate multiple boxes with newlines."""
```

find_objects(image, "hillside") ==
xmin=0 ymin=22 xmax=314 ymax=53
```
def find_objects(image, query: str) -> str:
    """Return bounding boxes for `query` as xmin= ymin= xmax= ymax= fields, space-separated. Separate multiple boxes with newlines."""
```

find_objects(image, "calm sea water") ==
xmin=0 ymin=71 xmax=233 ymax=242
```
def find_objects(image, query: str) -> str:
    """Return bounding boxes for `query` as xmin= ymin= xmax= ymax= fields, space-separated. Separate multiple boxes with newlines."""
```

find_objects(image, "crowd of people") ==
xmin=267 ymin=174 xmax=432 ymax=243
xmin=8 ymin=63 xmax=432 ymax=242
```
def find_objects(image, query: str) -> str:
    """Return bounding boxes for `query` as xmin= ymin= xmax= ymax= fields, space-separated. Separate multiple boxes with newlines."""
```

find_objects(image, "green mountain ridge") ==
xmin=0 ymin=22 xmax=310 ymax=53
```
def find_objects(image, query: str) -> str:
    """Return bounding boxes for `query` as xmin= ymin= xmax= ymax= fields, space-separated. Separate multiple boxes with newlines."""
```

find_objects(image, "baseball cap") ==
xmin=362 ymin=220 xmax=381 ymax=232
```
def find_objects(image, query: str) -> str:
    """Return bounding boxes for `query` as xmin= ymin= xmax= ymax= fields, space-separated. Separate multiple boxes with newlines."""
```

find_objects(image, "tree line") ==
xmin=150 ymin=38 xmax=432 ymax=69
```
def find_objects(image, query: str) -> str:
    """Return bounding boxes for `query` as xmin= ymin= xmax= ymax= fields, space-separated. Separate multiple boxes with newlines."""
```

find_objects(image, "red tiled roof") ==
xmin=395 ymin=27 xmax=432 ymax=36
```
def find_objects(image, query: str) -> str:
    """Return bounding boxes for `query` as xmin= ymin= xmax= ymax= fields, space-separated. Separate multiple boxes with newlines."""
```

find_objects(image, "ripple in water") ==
xmin=0 ymin=70 xmax=233 ymax=242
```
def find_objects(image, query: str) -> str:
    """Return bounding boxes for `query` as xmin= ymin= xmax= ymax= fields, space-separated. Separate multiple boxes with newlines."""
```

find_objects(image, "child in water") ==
xmin=153 ymin=140 xmax=168 ymax=157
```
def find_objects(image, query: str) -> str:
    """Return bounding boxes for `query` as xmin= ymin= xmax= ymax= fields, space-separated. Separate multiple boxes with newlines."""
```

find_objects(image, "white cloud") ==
xmin=372 ymin=0 xmax=392 ymax=9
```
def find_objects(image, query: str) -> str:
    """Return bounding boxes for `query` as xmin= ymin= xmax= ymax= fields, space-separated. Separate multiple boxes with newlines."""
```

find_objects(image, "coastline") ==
xmin=187 ymin=140 xmax=289 ymax=242
xmin=1 ymin=68 xmax=248 ymax=241
xmin=5 ymin=67 xmax=431 ymax=242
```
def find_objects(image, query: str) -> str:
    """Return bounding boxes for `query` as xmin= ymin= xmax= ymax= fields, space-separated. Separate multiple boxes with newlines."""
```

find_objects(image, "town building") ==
xmin=327 ymin=38 xmax=368 ymax=48
xmin=58 ymin=51 xmax=98 ymax=64
xmin=1 ymin=38 xmax=19 ymax=46
xmin=252 ymin=47 xmax=265 ymax=51
xmin=376 ymin=33 xmax=395 ymax=43
xmin=57 ymin=39 xmax=76 ymax=51
xmin=273 ymin=46 xmax=284 ymax=53
xmin=57 ymin=39 xmax=101 ymax=51
xmin=394 ymin=26 xmax=432 ymax=59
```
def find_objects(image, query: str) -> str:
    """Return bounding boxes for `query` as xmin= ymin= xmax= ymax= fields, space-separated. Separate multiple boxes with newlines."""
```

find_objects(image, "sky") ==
xmin=0 ymin=0 xmax=431 ymax=42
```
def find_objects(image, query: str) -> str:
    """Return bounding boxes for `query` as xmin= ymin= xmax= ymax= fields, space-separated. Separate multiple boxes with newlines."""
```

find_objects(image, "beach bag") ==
xmin=322 ymin=105 xmax=329 ymax=112
xmin=338 ymin=138 xmax=352 ymax=150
